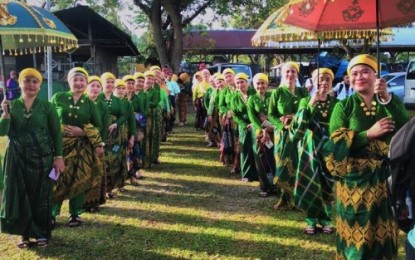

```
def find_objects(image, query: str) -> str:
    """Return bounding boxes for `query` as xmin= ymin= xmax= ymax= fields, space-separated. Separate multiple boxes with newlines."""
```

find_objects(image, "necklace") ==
xmin=317 ymin=99 xmax=330 ymax=118
xmin=360 ymin=101 xmax=377 ymax=116
xmin=23 ymin=108 xmax=32 ymax=119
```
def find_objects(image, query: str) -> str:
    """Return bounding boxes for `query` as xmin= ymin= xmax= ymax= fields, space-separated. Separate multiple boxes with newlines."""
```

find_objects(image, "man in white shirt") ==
xmin=333 ymin=73 xmax=353 ymax=100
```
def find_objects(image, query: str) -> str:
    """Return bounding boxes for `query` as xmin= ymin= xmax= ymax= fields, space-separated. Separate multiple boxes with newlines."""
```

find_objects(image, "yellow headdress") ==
xmin=215 ymin=73 xmax=225 ymax=81
xmin=18 ymin=68 xmax=42 ymax=84
xmin=101 ymin=72 xmax=116 ymax=81
xmin=150 ymin=65 xmax=161 ymax=72
xmin=223 ymin=68 xmax=235 ymax=75
xmin=171 ymin=74 xmax=178 ymax=82
xmin=282 ymin=62 xmax=300 ymax=73
xmin=133 ymin=72 xmax=145 ymax=79
xmin=115 ymin=79 xmax=126 ymax=88
xmin=234 ymin=72 xmax=248 ymax=81
xmin=68 ymin=67 xmax=89 ymax=81
xmin=253 ymin=73 xmax=269 ymax=84
xmin=88 ymin=75 xmax=102 ymax=86
xmin=122 ymin=75 xmax=135 ymax=82
xmin=347 ymin=54 xmax=378 ymax=75
xmin=144 ymin=70 xmax=155 ymax=78
xmin=194 ymin=71 xmax=202 ymax=78
xmin=311 ymin=68 xmax=334 ymax=81
xmin=179 ymin=72 xmax=190 ymax=83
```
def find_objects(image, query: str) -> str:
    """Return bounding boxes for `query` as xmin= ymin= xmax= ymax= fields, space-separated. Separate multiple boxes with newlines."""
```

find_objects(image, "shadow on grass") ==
xmin=33 ymin=219 xmax=334 ymax=259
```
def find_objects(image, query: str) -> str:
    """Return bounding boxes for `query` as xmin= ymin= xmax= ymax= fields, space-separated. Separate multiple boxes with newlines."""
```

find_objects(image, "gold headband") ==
xmin=347 ymin=54 xmax=378 ymax=75
xmin=19 ymin=68 xmax=42 ymax=83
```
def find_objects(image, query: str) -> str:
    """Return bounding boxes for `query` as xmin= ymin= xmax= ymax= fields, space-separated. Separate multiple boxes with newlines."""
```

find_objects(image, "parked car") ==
xmin=208 ymin=63 xmax=257 ymax=85
xmin=404 ymin=59 xmax=415 ymax=109
xmin=382 ymin=72 xmax=405 ymax=100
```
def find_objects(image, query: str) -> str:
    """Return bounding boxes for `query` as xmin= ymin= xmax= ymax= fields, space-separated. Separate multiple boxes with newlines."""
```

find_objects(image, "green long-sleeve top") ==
xmin=204 ymin=87 xmax=213 ymax=110
xmin=51 ymin=91 xmax=102 ymax=131
xmin=218 ymin=85 xmax=236 ymax=116
xmin=207 ymin=88 xmax=221 ymax=116
xmin=0 ymin=97 xmax=63 ymax=156
xmin=97 ymin=93 xmax=127 ymax=126
xmin=92 ymin=98 xmax=109 ymax=143
xmin=231 ymin=91 xmax=253 ymax=129
xmin=247 ymin=92 xmax=272 ymax=137
xmin=290 ymin=95 xmax=338 ymax=141
xmin=329 ymin=93 xmax=409 ymax=152
xmin=268 ymin=85 xmax=309 ymax=131
xmin=131 ymin=91 xmax=148 ymax=114
xmin=145 ymin=86 xmax=160 ymax=110
xmin=159 ymin=88 xmax=171 ymax=113
xmin=123 ymin=98 xmax=137 ymax=137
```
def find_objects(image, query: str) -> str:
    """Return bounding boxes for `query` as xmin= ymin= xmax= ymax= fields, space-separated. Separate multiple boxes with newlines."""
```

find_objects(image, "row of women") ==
xmin=195 ymin=54 xmax=408 ymax=259
xmin=0 ymin=65 xmax=172 ymax=248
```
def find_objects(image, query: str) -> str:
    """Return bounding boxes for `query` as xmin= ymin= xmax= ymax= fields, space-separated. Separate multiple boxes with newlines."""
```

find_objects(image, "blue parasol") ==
xmin=0 ymin=1 xmax=78 ymax=97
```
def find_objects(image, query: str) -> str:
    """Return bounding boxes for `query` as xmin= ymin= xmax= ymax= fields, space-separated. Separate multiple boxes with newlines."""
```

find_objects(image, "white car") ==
xmin=404 ymin=60 xmax=415 ymax=109
xmin=382 ymin=72 xmax=405 ymax=100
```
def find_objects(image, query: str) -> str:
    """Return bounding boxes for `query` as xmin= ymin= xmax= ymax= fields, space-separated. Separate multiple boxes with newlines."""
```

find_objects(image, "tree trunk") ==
xmin=150 ymin=0 xmax=169 ymax=66
xmin=163 ymin=1 xmax=183 ymax=73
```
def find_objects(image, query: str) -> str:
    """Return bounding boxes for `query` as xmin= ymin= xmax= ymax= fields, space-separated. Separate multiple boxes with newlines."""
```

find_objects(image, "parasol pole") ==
xmin=0 ymin=37 xmax=6 ymax=101
xmin=46 ymin=0 xmax=53 ymax=100
xmin=376 ymin=0 xmax=381 ymax=77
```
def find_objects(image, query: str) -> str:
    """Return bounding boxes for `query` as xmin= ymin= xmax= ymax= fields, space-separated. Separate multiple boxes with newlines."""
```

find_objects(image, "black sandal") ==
xmin=68 ymin=216 xmax=82 ymax=227
xmin=36 ymin=238 xmax=48 ymax=247
xmin=17 ymin=238 xmax=30 ymax=249
xmin=305 ymin=226 xmax=316 ymax=235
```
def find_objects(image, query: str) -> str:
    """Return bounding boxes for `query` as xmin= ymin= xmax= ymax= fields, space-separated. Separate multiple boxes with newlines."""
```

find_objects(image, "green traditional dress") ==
xmin=231 ymin=90 xmax=258 ymax=181
xmin=130 ymin=91 xmax=148 ymax=172
xmin=0 ymin=97 xmax=62 ymax=239
xmin=84 ymin=98 xmax=109 ymax=209
xmin=289 ymin=95 xmax=337 ymax=227
xmin=247 ymin=92 xmax=276 ymax=193
xmin=51 ymin=92 xmax=103 ymax=218
xmin=268 ymin=85 xmax=309 ymax=202
xmin=218 ymin=85 xmax=237 ymax=168
xmin=206 ymin=87 xmax=221 ymax=145
xmin=323 ymin=93 xmax=408 ymax=259
xmin=98 ymin=93 xmax=127 ymax=192
xmin=160 ymin=86 xmax=171 ymax=143
xmin=143 ymin=86 xmax=160 ymax=168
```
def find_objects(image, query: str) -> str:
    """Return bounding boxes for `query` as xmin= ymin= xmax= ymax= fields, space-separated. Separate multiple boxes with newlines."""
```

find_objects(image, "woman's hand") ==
xmin=366 ymin=117 xmax=395 ymax=139
xmin=64 ymin=125 xmax=85 ymax=137
xmin=108 ymin=123 xmax=117 ymax=133
xmin=95 ymin=146 xmax=105 ymax=156
xmin=309 ymin=92 xmax=323 ymax=106
xmin=53 ymin=157 xmax=65 ymax=174
xmin=247 ymin=124 xmax=252 ymax=132
xmin=208 ymin=115 xmax=212 ymax=123
xmin=280 ymin=114 xmax=293 ymax=129
xmin=374 ymin=78 xmax=391 ymax=101
xmin=1 ymin=97 xmax=11 ymax=116
xmin=260 ymin=129 xmax=270 ymax=145
xmin=128 ymin=136 xmax=135 ymax=149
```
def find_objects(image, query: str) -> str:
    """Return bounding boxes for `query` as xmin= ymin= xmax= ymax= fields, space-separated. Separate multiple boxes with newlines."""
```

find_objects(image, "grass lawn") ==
xmin=0 ymin=111 xmax=409 ymax=259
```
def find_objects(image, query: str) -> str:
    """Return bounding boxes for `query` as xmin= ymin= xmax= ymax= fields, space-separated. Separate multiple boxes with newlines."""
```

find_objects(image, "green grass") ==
xmin=0 ymin=112 xmax=409 ymax=259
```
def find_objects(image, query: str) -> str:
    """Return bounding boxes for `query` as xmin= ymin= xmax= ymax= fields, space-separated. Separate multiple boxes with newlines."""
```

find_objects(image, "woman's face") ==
xmin=20 ymin=76 xmax=41 ymax=97
xmin=126 ymin=80 xmax=135 ymax=94
xmin=202 ymin=69 xmax=210 ymax=82
xmin=196 ymin=75 xmax=203 ymax=83
xmin=255 ymin=79 xmax=268 ymax=95
xmin=144 ymin=76 xmax=155 ymax=90
xmin=315 ymin=74 xmax=333 ymax=95
xmin=235 ymin=79 xmax=248 ymax=94
xmin=282 ymin=66 xmax=298 ymax=85
xmin=349 ymin=64 xmax=376 ymax=95
xmin=69 ymin=75 xmax=87 ymax=94
xmin=103 ymin=78 xmax=115 ymax=93
xmin=224 ymin=73 xmax=235 ymax=86
xmin=87 ymin=80 xmax=102 ymax=99
xmin=135 ymin=78 xmax=145 ymax=91
xmin=114 ymin=86 xmax=125 ymax=97
xmin=215 ymin=79 xmax=225 ymax=89
xmin=209 ymin=77 xmax=216 ymax=88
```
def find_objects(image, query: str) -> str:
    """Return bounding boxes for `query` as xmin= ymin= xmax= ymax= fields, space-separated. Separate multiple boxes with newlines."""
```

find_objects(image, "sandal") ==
xmin=107 ymin=192 xmax=118 ymax=198
xmin=305 ymin=226 xmax=316 ymax=235
xmin=259 ymin=191 xmax=269 ymax=197
xmin=17 ymin=238 xmax=30 ymax=249
xmin=68 ymin=216 xmax=82 ymax=227
xmin=36 ymin=238 xmax=48 ymax=247
xmin=322 ymin=225 xmax=334 ymax=234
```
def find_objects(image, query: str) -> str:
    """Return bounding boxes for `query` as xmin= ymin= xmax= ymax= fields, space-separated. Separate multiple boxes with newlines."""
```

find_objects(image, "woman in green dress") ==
xmin=51 ymin=67 xmax=104 ymax=227
xmin=206 ymin=73 xmax=223 ymax=149
xmin=323 ymin=54 xmax=408 ymax=259
xmin=142 ymin=70 xmax=158 ymax=168
xmin=247 ymin=73 xmax=278 ymax=196
xmin=99 ymin=72 xmax=128 ymax=198
xmin=83 ymin=76 xmax=109 ymax=212
xmin=231 ymin=73 xmax=258 ymax=182
xmin=268 ymin=62 xmax=309 ymax=209
xmin=0 ymin=68 xmax=64 ymax=248
xmin=289 ymin=68 xmax=337 ymax=235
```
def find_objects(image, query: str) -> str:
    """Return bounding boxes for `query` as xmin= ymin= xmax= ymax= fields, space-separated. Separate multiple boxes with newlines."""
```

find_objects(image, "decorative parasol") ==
xmin=280 ymin=0 xmax=415 ymax=72
xmin=0 ymin=1 xmax=78 ymax=97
